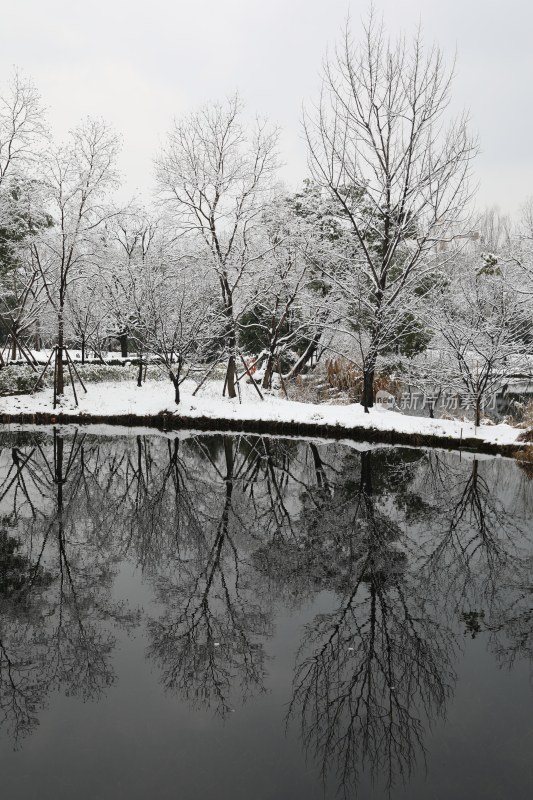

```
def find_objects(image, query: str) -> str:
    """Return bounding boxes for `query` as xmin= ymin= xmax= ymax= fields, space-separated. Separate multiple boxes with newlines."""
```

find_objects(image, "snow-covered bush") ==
xmin=0 ymin=363 xmax=167 ymax=396
xmin=0 ymin=367 xmax=48 ymax=396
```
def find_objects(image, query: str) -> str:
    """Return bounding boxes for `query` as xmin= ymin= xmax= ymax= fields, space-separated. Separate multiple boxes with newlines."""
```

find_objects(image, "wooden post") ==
xmin=239 ymin=353 xmax=264 ymax=401
xmin=8 ymin=327 xmax=39 ymax=370
xmin=65 ymin=352 xmax=79 ymax=406
xmin=277 ymin=358 xmax=289 ymax=399
xmin=65 ymin=347 xmax=87 ymax=392
xmin=192 ymin=360 xmax=220 ymax=397
xmin=32 ymin=346 xmax=56 ymax=394
xmin=235 ymin=357 xmax=242 ymax=404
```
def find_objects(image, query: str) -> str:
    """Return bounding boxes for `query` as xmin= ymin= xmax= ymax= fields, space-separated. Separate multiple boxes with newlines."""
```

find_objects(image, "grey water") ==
xmin=0 ymin=427 xmax=532 ymax=799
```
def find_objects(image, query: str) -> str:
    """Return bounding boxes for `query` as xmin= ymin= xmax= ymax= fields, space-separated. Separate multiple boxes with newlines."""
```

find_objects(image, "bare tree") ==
xmin=0 ymin=182 xmax=53 ymax=360
xmin=0 ymin=72 xmax=48 ymax=358
xmin=30 ymin=119 xmax=120 ymax=395
xmin=432 ymin=255 xmax=531 ymax=425
xmin=64 ymin=277 xmax=106 ymax=363
xmin=509 ymin=199 xmax=533 ymax=332
xmin=101 ymin=208 xmax=160 ymax=358
xmin=134 ymin=257 xmax=219 ymax=403
xmin=477 ymin=206 xmax=511 ymax=252
xmin=304 ymin=13 xmax=476 ymax=410
xmin=0 ymin=70 xmax=46 ymax=193
xmin=239 ymin=200 xmax=322 ymax=389
xmin=156 ymin=94 xmax=280 ymax=398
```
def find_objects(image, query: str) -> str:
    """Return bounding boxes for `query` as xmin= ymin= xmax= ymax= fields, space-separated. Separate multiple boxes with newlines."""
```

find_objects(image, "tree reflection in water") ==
xmin=285 ymin=451 xmax=456 ymax=795
xmin=416 ymin=452 xmax=533 ymax=672
xmin=0 ymin=428 xmax=531 ymax=796
xmin=147 ymin=439 xmax=273 ymax=716
xmin=0 ymin=429 xmax=139 ymax=744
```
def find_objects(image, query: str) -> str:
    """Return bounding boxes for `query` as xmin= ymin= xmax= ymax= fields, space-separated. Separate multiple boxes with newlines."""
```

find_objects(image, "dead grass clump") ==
xmin=285 ymin=372 xmax=324 ymax=403
xmin=325 ymin=358 xmax=402 ymax=400
xmin=517 ymin=427 xmax=533 ymax=443
xmin=325 ymin=358 xmax=362 ymax=393
xmin=374 ymin=373 xmax=403 ymax=398
xmin=512 ymin=401 xmax=533 ymax=430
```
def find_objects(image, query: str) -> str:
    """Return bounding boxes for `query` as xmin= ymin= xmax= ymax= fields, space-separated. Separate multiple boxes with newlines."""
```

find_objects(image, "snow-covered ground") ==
xmin=0 ymin=378 xmax=525 ymax=448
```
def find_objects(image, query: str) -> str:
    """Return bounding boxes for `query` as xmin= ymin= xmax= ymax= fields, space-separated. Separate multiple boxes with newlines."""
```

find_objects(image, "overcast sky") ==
xmin=2 ymin=0 xmax=531 ymax=214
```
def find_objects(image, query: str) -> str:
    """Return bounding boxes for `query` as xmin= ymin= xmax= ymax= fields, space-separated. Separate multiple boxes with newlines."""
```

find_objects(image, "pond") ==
xmin=0 ymin=427 xmax=532 ymax=799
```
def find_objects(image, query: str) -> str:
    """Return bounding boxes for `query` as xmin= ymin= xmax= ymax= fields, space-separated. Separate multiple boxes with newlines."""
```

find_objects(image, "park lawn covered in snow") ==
xmin=0 ymin=377 xmax=524 ymax=448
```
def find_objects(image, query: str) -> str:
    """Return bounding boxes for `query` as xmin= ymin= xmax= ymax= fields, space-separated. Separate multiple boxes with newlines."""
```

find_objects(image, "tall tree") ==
xmin=31 ymin=119 xmax=120 ymax=395
xmin=0 ymin=71 xmax=48 ymax=356
xmin=304 ymin=13 xmax=476 ymax=410
xmin=156 ymin=95 xmax=279 ymax=398
xmin=0 ymin=70 xmax=46 ymax=195
xmin=102 ymin=208 xmax=160 ymax=358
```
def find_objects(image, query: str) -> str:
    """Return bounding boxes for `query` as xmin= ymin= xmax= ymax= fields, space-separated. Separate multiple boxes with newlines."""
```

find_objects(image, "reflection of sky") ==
xmin=390 ymin=638 xmax=533 ymax=800
xmin=1 ymin=1 xmax=532 ymax=214
xmin=0 ymin=562 xmax=333 ymax=800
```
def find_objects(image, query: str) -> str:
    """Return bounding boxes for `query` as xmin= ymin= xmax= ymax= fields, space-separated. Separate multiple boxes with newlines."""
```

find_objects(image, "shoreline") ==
xmin=1 ymin=408 xmax=529 ymax=457
xmin=0 ymin=379 xmax=529 ymax=458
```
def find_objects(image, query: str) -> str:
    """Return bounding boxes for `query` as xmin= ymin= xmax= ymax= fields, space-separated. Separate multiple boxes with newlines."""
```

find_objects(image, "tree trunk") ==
xmin=287 ymin=335 xmax=321 ymax=379
xmin=221 ymin=284 xmax=237 ymax=399
xmin=475 ymin=397 xmax=481 ymax=427
xmin=137 ymin=355 xmax=143 ymax=387
xmin=170 ymin=363 xmax=182 ymax=404
xmin=226 ymin=355 xmax=237 ymax=399
xmin=171 ymin=377 xmax=180 ymax=404
xmin=119 ymin=332 xmax=128 ymax=358
xmin=56 ymin=308 xmax=64 ymax=396
xmin=11 ymin=336 xmax=17 ymax=361
xmin=81 ymin=336 xmax=85 ymax=365
xmin=35 ymin=319 xmax=42 ymax=351
xmin=361 ymin=368 xmax=374 ymax=412
xmin=262 ymin=356 xmax=274 ymax=390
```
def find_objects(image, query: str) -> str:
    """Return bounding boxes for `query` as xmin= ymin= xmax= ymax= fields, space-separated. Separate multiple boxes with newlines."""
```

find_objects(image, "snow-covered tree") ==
xmin=0 ymin=181 xmax=53 ymax=359
xmin=430 ymin=254 xmax=531 ymax=425
xmin=0 ymin=72 xmax=48 ymax=359
xmin=30 ymin=119 xmax=120 ymax=394
xmin=238 ymin=196 xmax=330 ymax=389
xmin=156 ymin=94 xmax=280 ymax=398
xmin=304 ymin=13 xmax=476 ymax=410
xmin=95 ymin=208 xmax=161 ymax=360
xmin=137 ymin=259 xmax=219 ymax=403
xmin=0 ymin=70 xmax=46 ymax=194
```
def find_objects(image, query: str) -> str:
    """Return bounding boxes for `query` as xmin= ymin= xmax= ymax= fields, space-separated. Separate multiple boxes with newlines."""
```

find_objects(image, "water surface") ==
xmin=0 ymin=428 xmax=532 ymax=799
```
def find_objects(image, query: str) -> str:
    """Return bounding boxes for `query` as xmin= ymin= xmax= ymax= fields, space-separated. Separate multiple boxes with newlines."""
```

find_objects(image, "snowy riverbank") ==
xmin=0 ymin=378 xmax=527 ymax=454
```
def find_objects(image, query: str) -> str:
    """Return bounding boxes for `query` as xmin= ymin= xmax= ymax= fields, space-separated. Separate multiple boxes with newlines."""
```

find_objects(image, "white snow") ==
xmin=0 ymin=378 xmax=525 ymax=448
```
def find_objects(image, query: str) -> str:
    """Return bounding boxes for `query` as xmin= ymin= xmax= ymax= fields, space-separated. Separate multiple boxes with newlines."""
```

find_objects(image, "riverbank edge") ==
xmin=1 ymin=409 xmax=529 ymax=457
